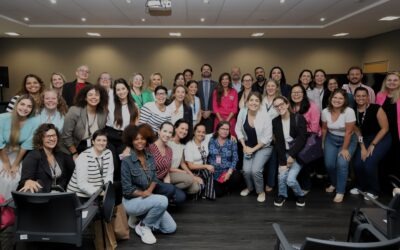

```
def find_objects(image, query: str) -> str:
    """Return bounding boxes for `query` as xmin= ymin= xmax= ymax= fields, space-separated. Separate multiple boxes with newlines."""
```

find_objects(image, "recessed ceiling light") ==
xmin=5 ymin=32 xmax=20 ymax=36
xmin=50 ymin=0 xmax=57 ymax=4
xmin=126 ymin=0 xmax=131 ymax=3
xmin=200 ymin=18 xmax=205 ymax=22
xmin=141 ymin=18 xmax=146 ymax=22
xmin=320 ymin=17 xmax=325 ymax=22
xmin=23 ymin=17 xmax=30 ymax=22
xmin=203 ymin=0 xmax=209 ymax=4
xmin=169 ymin=32 xmax=182 ymax=37
xmin=280 ymin=0 xmax=285 ymax=3
xmin=251 ymin=32 xmax=264 ymax=37
xmin=332 ymin=33 xmax=349 ymax=37
xmin=81 ymin=17 xmax=87 ymax=22
xmin=379 ymin=16 xmax=400 ymax=21
xmin=87 ymin=32 xmax=101 ymax=37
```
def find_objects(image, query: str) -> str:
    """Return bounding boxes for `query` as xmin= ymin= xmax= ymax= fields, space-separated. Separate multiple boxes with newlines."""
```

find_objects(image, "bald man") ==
xmin=62 ymin=65 xmax=92 ymax=107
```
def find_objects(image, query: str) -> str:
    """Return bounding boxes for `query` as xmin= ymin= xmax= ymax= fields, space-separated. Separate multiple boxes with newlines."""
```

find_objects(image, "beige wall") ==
xmin=362 ymin=29 xmax=400 ymax=71
xmin=0 ymin=36 xmax=375 ymax=100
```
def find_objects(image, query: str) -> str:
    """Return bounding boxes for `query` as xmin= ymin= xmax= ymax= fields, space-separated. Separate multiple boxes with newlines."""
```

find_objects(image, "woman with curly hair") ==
xmin=61 ymin=85 xmax=108 ymax=159
xmin=18 ymin=123 xmax=74 ymax=193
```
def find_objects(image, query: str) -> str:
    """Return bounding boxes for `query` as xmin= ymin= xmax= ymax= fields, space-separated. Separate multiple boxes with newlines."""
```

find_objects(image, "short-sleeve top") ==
xmin=184 ymin=134 xmax=212 ymax=165
xmin=0 ymin=113 xmax=38 ymax=150
xmin=321 ymin=107 xmax=356 ymax=137
xmin=167 ymin=140 xmax=185 ymax=169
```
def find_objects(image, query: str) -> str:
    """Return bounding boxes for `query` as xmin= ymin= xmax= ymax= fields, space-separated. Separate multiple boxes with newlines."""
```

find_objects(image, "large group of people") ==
xmin=0 ymin=64 xmax=399 ymax=245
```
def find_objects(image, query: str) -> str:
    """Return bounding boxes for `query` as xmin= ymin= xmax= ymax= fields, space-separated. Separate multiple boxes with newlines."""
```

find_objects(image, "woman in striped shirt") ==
xmin=67 ymin=129 xmax=114 ymax=199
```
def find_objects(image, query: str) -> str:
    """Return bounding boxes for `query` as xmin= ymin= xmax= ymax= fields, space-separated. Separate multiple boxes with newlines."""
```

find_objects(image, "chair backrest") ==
xmin=301 ymin=236 xmax=400 ymax=250
xmin=387 ymin=194 xmax=400 ymax=239
xmin=102 ymin=182 xmax=115 ymax=223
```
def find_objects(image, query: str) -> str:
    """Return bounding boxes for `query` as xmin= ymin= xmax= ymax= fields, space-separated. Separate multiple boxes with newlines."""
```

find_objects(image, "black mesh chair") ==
xmin=272 ymin=223 xmax=400 ymax=250
xmin=348 ymin=188 xmax=400 ymax=240
xmin=11 ymin=188 xmax=102 ymax=247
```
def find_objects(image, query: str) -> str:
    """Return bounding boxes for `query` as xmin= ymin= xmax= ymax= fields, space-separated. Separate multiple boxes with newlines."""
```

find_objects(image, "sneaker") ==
xmin=364 ymin=192 xmax=378 ymax=200
xmin=274 ymin=196 xmax=286 ymax=207
xmin=350 ymin=188 xmax=360 ymax=195
xmin=257 ymin=192 xmax=266 ymax=202
xmin=325 ymin=185 xmax=336 ymax=193
xmin=393 ymin=188 xmax=400 ymax=197
xmin=135 ymin=222 xmax=156 ymax=245
xmin=240 ymin=188 xmax=251 ymax=197
xmin=333 ymin=193 xmax=344 ymax=203
xmin=128 ymin=215 xmax=137 ymax=229
xmin=296 ymin=196 xmax=306 ymax=207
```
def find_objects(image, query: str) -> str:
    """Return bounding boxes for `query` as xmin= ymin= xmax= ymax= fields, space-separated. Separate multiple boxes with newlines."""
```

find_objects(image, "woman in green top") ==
xmin=130 ymin=73 xmax=149 ymax=109
xmin=140 ymin=73 xmax=163 ymax=106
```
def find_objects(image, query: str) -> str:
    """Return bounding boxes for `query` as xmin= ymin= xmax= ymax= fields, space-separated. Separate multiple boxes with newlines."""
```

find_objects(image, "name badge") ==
xmin=86 ymin=138 xmax=92 ymax=148
xmin=216 ymin=155 xmax=221 ymax=164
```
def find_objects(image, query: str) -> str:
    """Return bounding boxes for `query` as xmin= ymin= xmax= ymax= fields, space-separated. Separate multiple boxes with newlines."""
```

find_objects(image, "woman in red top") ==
xmin=149 ymin=122 xmax=186 ymax=204
xmin=212 ymin=73 xmax=238 ymax=136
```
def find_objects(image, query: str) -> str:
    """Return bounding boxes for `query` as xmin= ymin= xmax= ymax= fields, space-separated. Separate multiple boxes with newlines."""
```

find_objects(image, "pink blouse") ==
xmin=212 ymin=88 xmax=238 ymax=117
xmin=302 ymin=101 xmax=321 ymax=135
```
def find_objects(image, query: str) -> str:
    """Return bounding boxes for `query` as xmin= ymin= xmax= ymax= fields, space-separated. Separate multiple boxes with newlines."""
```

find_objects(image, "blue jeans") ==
xmin=154 ymin=182 xmax=186 ymax=205
xmin=278 ymin=154 xmax=304 ymax=198
xmin=324 ymin=132 xmax=357 ymax=194
xmin=242 ymin=146 xmax=272 ymax=193
xmin=353 ymin=133 xmax=391 ymax=195
xmin=122 ymin=194 xmax=176 ymax=233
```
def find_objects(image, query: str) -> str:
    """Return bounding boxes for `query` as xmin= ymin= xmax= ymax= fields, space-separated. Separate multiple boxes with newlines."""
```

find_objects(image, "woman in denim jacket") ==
xmin=121 ymin=124 xmax=176 ymax=245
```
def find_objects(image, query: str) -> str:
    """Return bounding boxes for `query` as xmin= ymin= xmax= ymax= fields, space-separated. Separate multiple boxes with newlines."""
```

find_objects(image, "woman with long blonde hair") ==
xmin=0 ymin=95 xmax=39 ymax=199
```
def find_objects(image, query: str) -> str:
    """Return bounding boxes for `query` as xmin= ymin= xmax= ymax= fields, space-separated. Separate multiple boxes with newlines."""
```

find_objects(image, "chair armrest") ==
xmin=358 ymin=190 xmax=395 ymax=212
xmin=353 ymin=223 xmax=388 ymax=242
xmin=272 ymin=223 xmax=296 ymax=250
xmin=76 ymin=187 xmax=103 ymax=211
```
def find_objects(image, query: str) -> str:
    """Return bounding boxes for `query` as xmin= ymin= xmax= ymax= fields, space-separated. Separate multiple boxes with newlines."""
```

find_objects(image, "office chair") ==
xmin=272 ymin=223 xmax=400 ymax=250
xmin=11 ymin=188 xmax=102 ymax=247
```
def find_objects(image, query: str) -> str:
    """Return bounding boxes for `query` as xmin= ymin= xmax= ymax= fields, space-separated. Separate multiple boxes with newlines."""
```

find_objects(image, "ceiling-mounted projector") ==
xmin=146 ymin=0 xmax=172 ymax=16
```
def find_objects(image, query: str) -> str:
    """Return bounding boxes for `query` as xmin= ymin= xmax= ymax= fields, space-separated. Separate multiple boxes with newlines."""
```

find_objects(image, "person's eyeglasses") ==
xmin=44 ymin=134 xmax=57 ymax=139
xmin=156 ymin=92 xmax=166 ymax=96
xmin=291 ymin=91 xmax=303 ymax=95
xmin=273 ymin=102 xmax=286 ymax=109
xmin=79 ymin=69 xmax=90 ymax=73
xmin=100 ymin=77 xmax=111 ymax=80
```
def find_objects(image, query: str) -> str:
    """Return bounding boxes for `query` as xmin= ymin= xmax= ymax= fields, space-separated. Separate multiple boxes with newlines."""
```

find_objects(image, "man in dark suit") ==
xmin=197 ymin=63 xmax=217 ymax=133
xmin=62 ymin=65 xmax=92 ymax=107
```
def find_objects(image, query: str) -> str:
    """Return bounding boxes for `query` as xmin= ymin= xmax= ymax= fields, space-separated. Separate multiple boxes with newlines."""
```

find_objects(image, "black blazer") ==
xmin=197 ymin=79 xmax=217 ymax=111
xmin=62 ymin=80 xmax=91 ymax=107
xmin=18 ymin=149 xmax=75 ymax=192
xmin=272 ymin=113 xmax=307 ymax=166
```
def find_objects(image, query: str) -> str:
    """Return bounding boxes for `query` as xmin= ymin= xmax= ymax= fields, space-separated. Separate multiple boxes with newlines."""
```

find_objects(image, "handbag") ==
xmin=94 ymin=220 xmax=117 ymax=250
xmin=297 ymin=133 xmax=323 ymax=165
xmin=111 ymin=204 xmax=130 ymax=240
xmin=0 ymin=194 xmax=15 ymax=230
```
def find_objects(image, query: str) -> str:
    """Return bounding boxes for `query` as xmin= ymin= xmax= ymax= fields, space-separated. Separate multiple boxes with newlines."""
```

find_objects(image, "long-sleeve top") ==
xmin=208 ymin=138 xmax=238 ymax=180
xmin=121 ymin=149 xmax=159 ymax=199
xmin=235 ymin=107 xmax=273 ymax=147
xmin=18 ymin=149 xmax=74 ymax=192
xmin=299 ymin=101 xmax=321 ymax=135
xmin=67 ymin=147 xmax=114 ymax=197
xmin=61 ymin=106 xmax=107 ymax=153
xmin=0 ymin=113 xmax=38 ymax=150
xmin=273 ymin=114 xmax=308 ymax=166
xmin=138 ymin=102 xmax=171 ymax=133
xmin=149 ymin=143 xmax=172 ymax=180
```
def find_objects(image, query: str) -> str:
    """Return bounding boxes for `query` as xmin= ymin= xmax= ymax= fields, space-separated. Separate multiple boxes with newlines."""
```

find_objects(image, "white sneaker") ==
xmin=350 ymin=188 xmax=360 ymax=195
xmin=135 ymin=222 xmax=156 ymax=244
xmin=128 ymin=215 xmax=137 ymax=229
xmin=240 ymin=188 xmax=251 ymax=197
xmin=364 ymin=192 xmax=378 ymax=200
xmin=257 ymin=192 xmax=266 ymax=202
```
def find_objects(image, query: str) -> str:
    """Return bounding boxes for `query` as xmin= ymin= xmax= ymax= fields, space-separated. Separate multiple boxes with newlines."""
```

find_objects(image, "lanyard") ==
xmin=49 ymin=161 xmax=58 ymax=186
xmin=86 ymin=112 xmax=97 ymax=137
xmin=356 ymin=107 xmax=368 ymax=127
xmin=197 ymin=145 xmax=207 ymax=165
xmin=95 ymin=157 xmax=104 ymax=185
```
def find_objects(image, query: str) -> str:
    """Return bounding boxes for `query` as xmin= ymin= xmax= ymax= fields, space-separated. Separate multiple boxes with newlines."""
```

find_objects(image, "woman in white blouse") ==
xmin=187 ymin=80 xmax=201 ymax=127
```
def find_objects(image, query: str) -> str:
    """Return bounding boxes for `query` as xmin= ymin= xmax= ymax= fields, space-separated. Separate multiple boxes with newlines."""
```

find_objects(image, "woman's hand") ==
xmin=278 ymin=165 xmax=288 ymax=174
xmin=287 ymin=156 xmax=294 ymax=167
xmin=367 ymin=144 xmax=375 ymax=158
xmin=243 ymin=146 xmax=253 ymax=155
xmin=224 ymin=171 xmax=233 ymax=182
xmin=141 ymin=189 xmax=152 ymax=198
xmin=339 ymin=149 xmax=351 ymax=161
xmin=0 ymin=161 xmax=12 ymax=177
xmin=361 ymin=147 xmax=368 ymax=161
xmin=193 ymin=176 xmax=204 ymax=185
xmin=10 ymin=162 xmax=20 ymax=179
xmin=19 ymin=180 xmax=42 ymax=193
xmin=205 ymin=164 xmax=215 ymax=173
